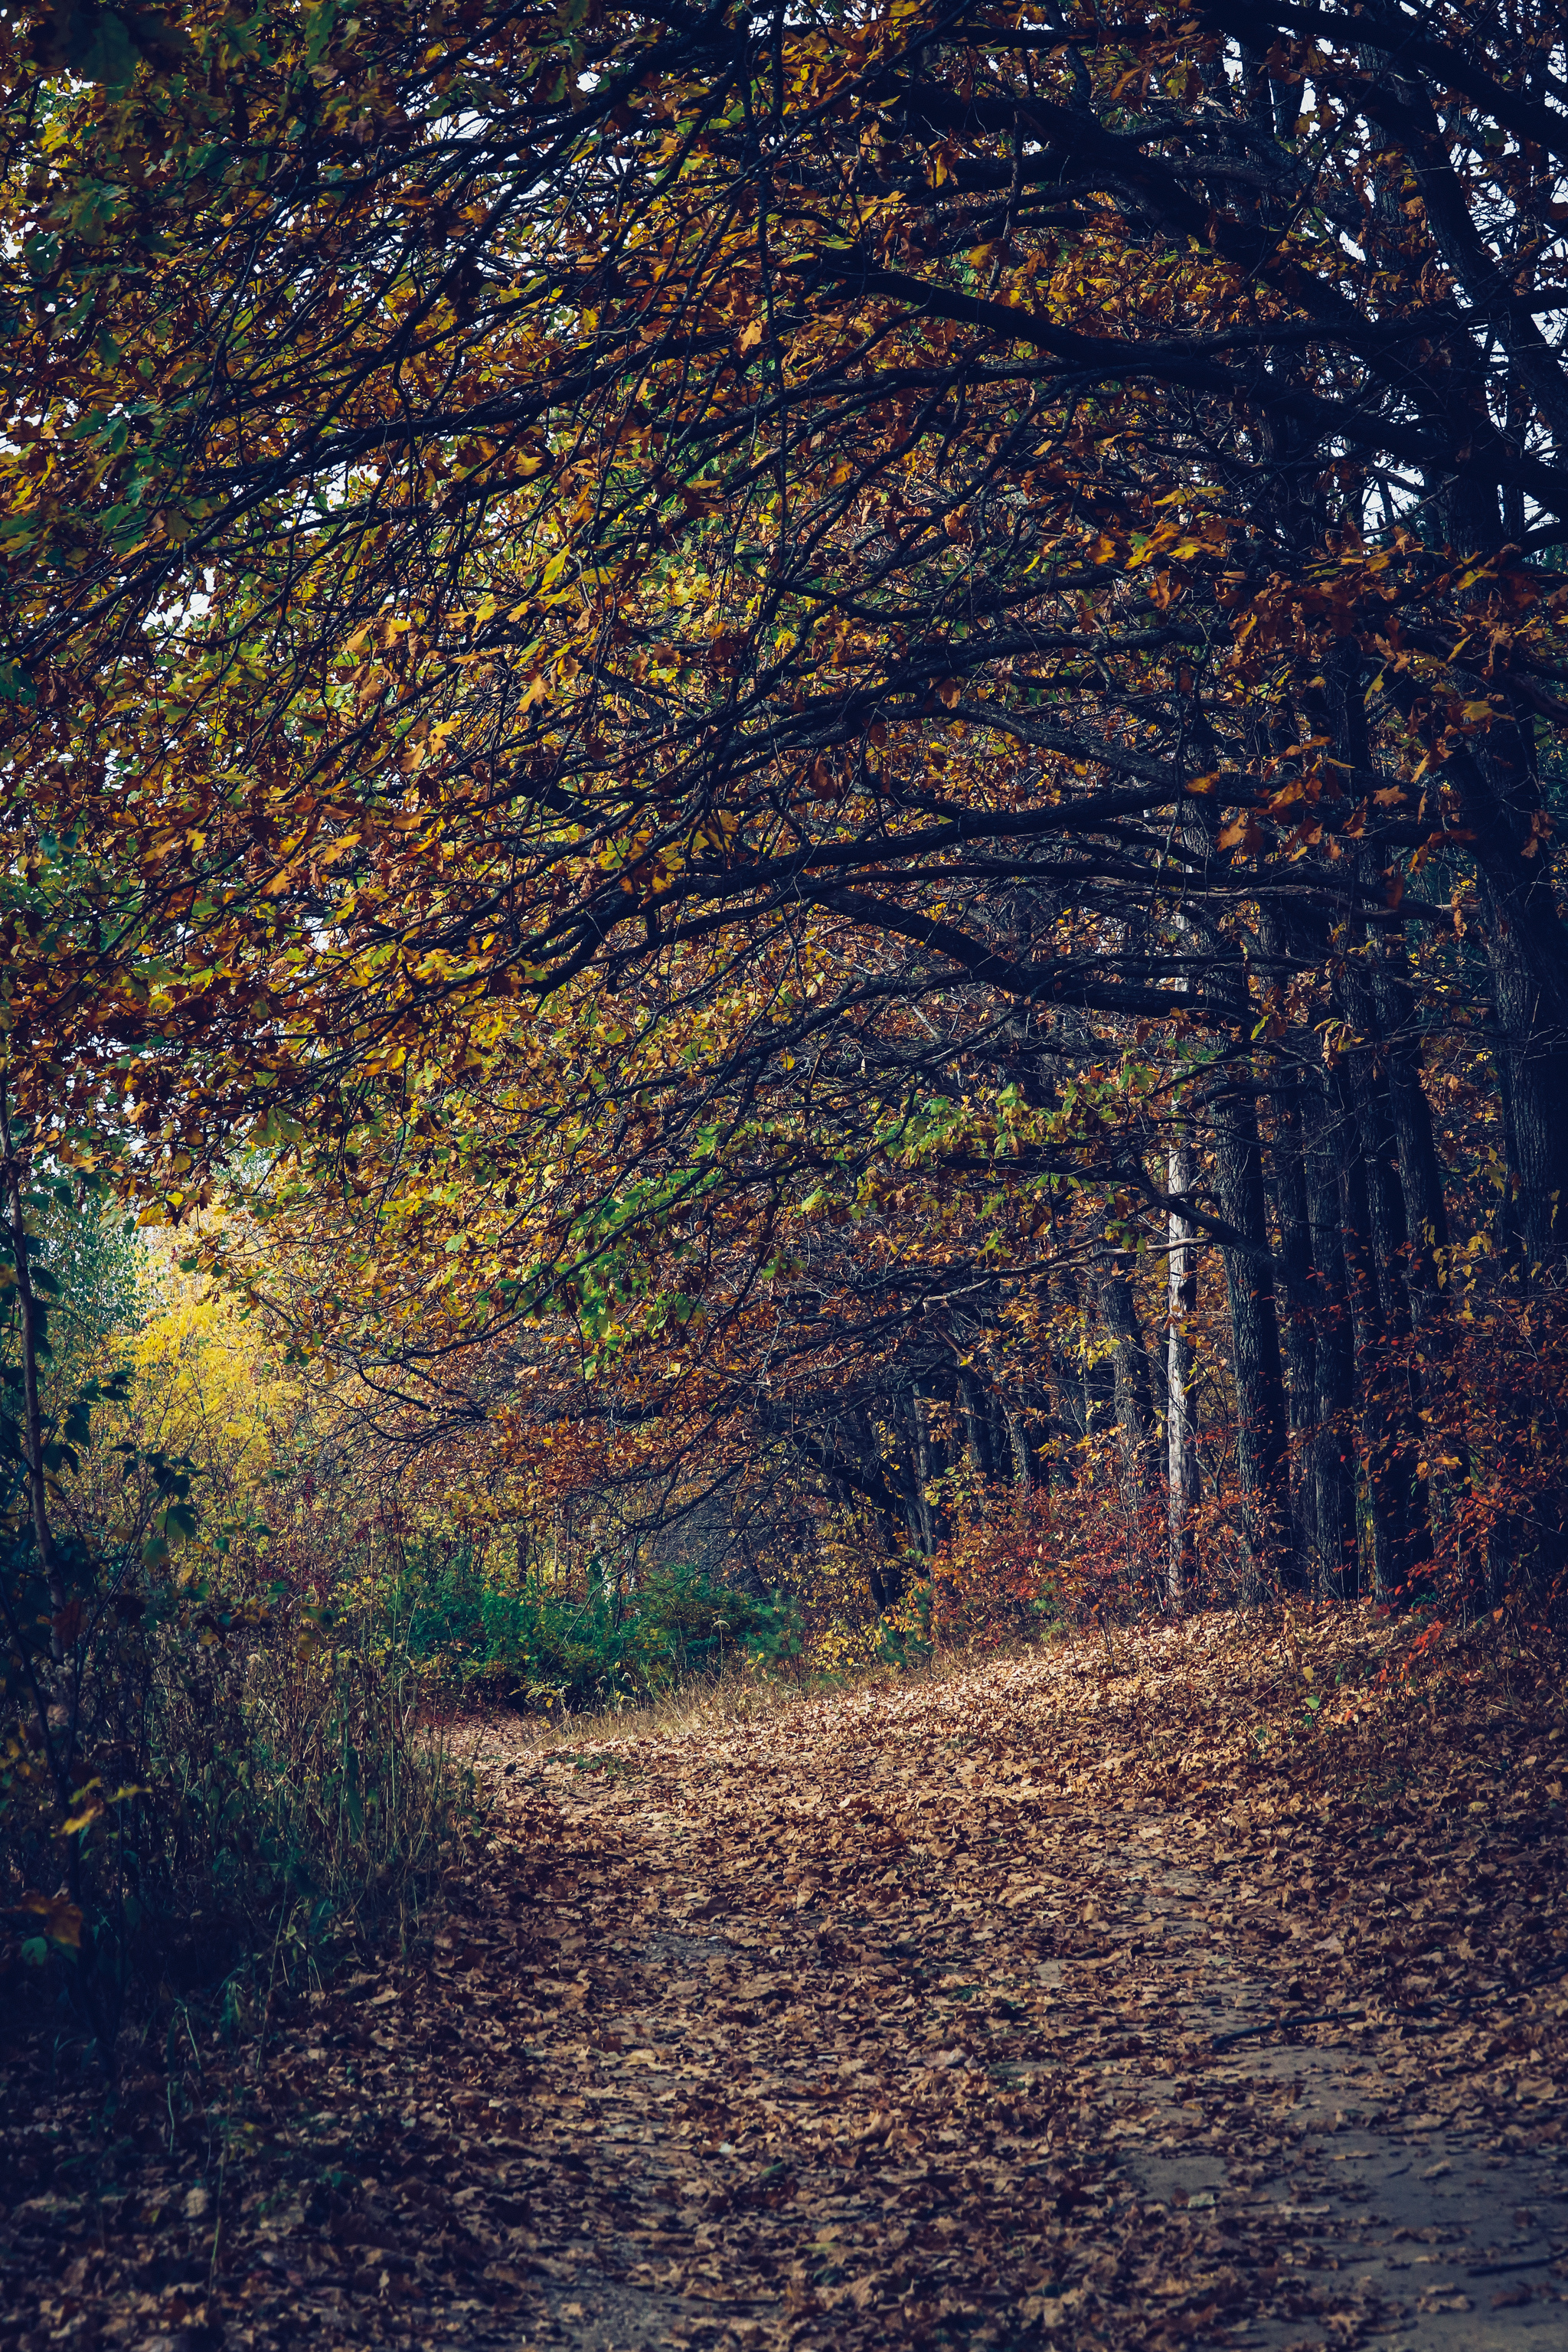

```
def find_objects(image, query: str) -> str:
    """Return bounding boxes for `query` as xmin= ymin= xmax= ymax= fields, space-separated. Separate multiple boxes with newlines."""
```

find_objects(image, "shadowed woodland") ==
xmin=2 ymin=3 xmax=1568 ymax=2347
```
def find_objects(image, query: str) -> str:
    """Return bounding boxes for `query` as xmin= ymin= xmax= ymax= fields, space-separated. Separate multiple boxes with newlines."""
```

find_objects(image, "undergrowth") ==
xmin=1 ymin=1582 xmax=477 ymax=2064
xmin=386 ymin=1540 xmax=805 ymax=1711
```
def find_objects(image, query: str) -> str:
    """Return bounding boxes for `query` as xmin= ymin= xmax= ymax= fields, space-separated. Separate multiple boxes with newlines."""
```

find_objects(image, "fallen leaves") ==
xmin=2 ymin=1611 xmax=1567 ymax=2349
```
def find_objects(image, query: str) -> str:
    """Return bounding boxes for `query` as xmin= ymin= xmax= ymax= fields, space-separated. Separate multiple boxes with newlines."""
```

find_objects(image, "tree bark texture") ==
xmin=1210 ymin=1071 xmax=1295 ymax=1596
xmin=1268 ymin=1062 xmax=1318 ymax=1588
xmin=1302 ymin=1070 xmax=1361 ymax=1597
xmin=1097 ymin=1244 xmax=1158 ymax=1499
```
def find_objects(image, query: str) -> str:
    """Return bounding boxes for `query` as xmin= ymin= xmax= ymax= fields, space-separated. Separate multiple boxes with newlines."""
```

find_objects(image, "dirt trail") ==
xmin=5 ymin=1622 xmax=1567 ymax=2352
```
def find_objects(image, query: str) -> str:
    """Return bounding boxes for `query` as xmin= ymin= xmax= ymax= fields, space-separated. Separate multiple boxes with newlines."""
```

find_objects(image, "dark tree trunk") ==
xmin=1210 ymin=1070 xmax=1296 ymax=1595
xmin=1363 ymin=935 xmax=1465 ymax=1547
xmin=1050 ymin=1261 xmax=1103 ymax=1464
xmin=1331 ymin=559 xmax=1568 ymax=1279
xmin=1005 ymin=1405 xmax=1037 ymax=1494
xmin=848 ymin=1406 xmax=910 ymax=1583
xmin=1269 ymin=1060 xmax=1318 ymax=1586
xmin=903 ymin=1383 xmax=946 ymax=1555
xmin=1331 ymin=1066 xmax=1425 ymax=1602
xmin=1335 ymin=965 xmax=1434 ymax=1593
xmin=1097 ymin=1244 xmax=1158 ymax=1496
xmin=1302 ymin=1071 xmax=1361 ymax=1596
xmin=1365 ymin=945 xmax=1450 ymax=1316
xmin=1050 ymin=1351 xmax=1087 ymax=1447
xmin=985 ymin=1388 xmax=1011 ymax=1488
xmin=879 ymin=1406 xmax=929 ymax=1557
xmin=1446 ymin=702 xmax=1568 ymax=1276
xmin=959 ymin=1369 xmax=996 ymax=1479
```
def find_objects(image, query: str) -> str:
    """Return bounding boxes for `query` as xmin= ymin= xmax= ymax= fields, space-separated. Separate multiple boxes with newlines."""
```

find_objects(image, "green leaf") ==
xmin=303 ymin=0 xmax=340 ymax=67
xmin=66 ymin=9 xmax=139 ymax=91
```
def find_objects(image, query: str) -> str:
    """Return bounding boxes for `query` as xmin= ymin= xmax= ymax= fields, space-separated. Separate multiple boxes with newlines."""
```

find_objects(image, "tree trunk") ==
xmin=1364 ymin=943 xmax=1450 ymax=1316
xmin=903 ymin=1385 xmax=942 ymax=1556
xmin=959 ymin=1369 xmax=996 ymax=1480
xmin=985 ymin=1388 xmax=1011 ymax=1488
xmin=1443 ymin=691 xmax=1568 ymax=1278
xmin=1334 ymin=966 xmax=1433 ymax=1595
xmin=1334 ymin=579 xmax=1568 ymax=1279
xmin=1331 ymin=1065 xmax=1419 ymax=1602
xmin=1302 ymin=1070 xmax=1361 ymax=1596
xmin=1052 ymin=1260 xmax=1100 ymax=1452
xmin=1210 ymin=1070 xmax=1295 ymax=1596
xmin=1005 ymin=1406 xmax=1036 ymax=1494
xmin=1165 ymin=1135 xmax=1200 ymax=1609
xmin=1363 ymin=934 xmax=1464 ymax=1547
xmin=1269 ymin=1060 xmax=1318 ymax=1587
xmin=1 ymin=1104 xmax=65 ymax=1660
xmin=1097 ymin=1243 xmax=1158 ymax=1498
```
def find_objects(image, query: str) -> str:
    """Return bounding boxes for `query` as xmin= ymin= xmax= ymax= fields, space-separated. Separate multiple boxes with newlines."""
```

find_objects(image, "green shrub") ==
xmin=387 ymin=1542 xmax=781 ymax=1713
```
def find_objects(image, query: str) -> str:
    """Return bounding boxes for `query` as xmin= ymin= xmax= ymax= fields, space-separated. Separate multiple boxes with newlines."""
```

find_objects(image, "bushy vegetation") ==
xmin=2 ymin=1585 xmax=474 ymax=2054
xmin=0 ymin=1193 xmax=479 ymax=2060
xmin=0 ymin=1189 xmax=825 ymax=2061
xmin=387 ymin=1538 xmax=798 ymax=1712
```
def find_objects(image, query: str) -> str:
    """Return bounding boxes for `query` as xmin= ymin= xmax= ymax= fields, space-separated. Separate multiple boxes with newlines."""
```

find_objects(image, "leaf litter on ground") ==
xmin=3 ymin=1605 xmax=1567 ymax=2352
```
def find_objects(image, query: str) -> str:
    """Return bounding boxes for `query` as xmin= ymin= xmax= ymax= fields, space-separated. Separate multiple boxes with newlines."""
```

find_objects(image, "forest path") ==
xmin=7 ymin=1618 xmax=1567 ymax=2352
xmin=416 ymin=1622 xmax=1568 ymax=2352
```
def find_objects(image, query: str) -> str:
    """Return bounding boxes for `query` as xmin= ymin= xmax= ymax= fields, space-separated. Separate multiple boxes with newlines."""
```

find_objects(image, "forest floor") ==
xmin=5 ymin=1608 xmax=1568 ymax=2352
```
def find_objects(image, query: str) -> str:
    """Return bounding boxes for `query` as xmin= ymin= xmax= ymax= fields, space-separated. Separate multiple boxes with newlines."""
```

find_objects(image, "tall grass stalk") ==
xmin=2 ymin=1597 xmax=479 ymax=2062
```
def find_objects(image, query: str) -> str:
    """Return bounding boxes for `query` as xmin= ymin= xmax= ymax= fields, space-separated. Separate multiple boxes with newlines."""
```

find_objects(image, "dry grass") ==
xmin=462 ymin=1662 xmax=822 ymax=1769
xmin=460 ymin=1638 xmax=1045 ymax=1772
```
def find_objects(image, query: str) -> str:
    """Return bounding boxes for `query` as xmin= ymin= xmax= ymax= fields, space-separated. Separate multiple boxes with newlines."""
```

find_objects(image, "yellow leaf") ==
xmin=20 ymin=1891 xmax=83 ymax=1949
xmin=61 ymin=1781 xmax=104 ymax=1838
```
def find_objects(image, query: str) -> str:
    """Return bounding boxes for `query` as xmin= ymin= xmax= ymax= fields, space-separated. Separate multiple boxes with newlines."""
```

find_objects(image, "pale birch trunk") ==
xmin=1167 ymin=1138 xmax=1200 ymax=1608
